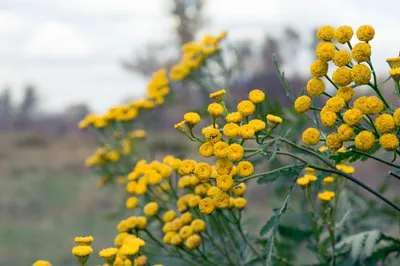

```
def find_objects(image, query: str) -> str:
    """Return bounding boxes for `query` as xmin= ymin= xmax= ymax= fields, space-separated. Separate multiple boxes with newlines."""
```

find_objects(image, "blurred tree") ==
xmin=19 ymin=84 xmax=38 ymax=115
xmin=0 ymin=87 xmax=12 ymax=119
xmin=64 ymin=103 xmax=91 ymax=122
xmin=262 ymin=36 xmax=282 ymax=72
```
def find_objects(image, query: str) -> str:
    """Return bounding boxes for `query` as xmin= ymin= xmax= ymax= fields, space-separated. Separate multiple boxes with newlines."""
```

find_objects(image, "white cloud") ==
xmin=26 ymin=22 xmax=91 ymax=58
xmin=0 ymin=10 xmax=24 ymax=35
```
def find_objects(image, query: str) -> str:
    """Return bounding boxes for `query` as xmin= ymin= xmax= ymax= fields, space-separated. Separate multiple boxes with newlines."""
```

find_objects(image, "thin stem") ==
xmin=325 ymin=75 xmax=339 ymax=90
xmin=350 ymin=148 xmax=400 ymax=169
xmin=389 ymin=171 xmax=400 ymax=181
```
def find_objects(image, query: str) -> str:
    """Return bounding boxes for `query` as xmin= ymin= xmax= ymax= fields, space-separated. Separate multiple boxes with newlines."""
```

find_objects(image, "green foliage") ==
xmin=329 ymin=143 xmax=380 ymax=163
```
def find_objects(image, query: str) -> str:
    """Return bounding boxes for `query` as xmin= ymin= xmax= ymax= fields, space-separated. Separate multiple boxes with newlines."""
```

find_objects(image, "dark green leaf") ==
xmin=277 ymin=224 xmax=314 ymax=242
xmin=260 ymin=212 xmax=278 ymax=236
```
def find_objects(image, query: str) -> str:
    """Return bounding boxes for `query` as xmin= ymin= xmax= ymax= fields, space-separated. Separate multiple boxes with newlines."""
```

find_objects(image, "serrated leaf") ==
xmin=260 ymin=213 xmax=278 ymax=236
xmin=277 ymin=225 xmax=313 ymax=242
xmin=363 ymin=230 xmax=381 ymax=258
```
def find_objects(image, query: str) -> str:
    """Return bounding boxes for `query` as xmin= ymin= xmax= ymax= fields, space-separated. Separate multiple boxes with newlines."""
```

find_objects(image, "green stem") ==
xmin=350 ymin=148 xmax=400 ymax=169
xmin=324 ymin=75 xmax=339 ymax=90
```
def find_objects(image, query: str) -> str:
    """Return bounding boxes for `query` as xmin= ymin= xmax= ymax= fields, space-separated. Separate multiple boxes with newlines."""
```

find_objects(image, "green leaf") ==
xmin=260 ymin=210 xmax=279 ymax=236
xmin=277 ymin=224 xmax=313 ymax=242
xmin=329 ymin=143 xmax=380 ymax=163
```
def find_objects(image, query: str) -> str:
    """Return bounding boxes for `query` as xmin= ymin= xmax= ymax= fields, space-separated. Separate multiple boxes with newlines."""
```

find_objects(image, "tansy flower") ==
xmin=213 ymin=191 xmax=230 ymax=208
xmin=305 ymin=167 xmax=315 ymax=174
xmin=185 ymin=234 xmax=201 ymax=249
xmin=215 ymin=158 xmax=233 ymax=175
xmin=356 ymin=25 xmax=375 ymax=42
xmin=334 ymin=25 xmax=354 ymax=44
xmin=163 ymin=231 xmax=177 ymax=244
xmin=321 ymin=110 xmax=337 ymax=127
xmin=209 ymin=89 xmax=226 ymax=102
xmin=194 ymin=162 xmax=212 ymax=181
xmin=355 ymin=131 xmax=375 ymax=151
xmin=394 ymin=108 xmax=400 ymax=126
xmin=352 ymin=42 xmax=371 ymax=62
xmin=304 ymin=174 xmax=317 ymax=183
xmin=316 ymin=42 xmax=336 ymax=61
xmin=336 ymin=86 xmax=355 ymax=102
xmin=199 ymin=142 xmax=214 ymax=157
xmin=174 ymin=120 xmax=187 ymax=133
xmin=332 ymin=67 xmax=352 ymax=86
xmin=336 ymin=164 xmax=355 ymax=174
xmin=386 ymin=56 xmax=400 ymax=69
xmin=375 ymin=114 xmax=395 ymax=133
xmin=318 ymin=191 xmax=335 ymax=202
xmin=163 ymin=210 xmax=176 ymax=223
xmin=237 ymin=100 xmax=255 ymax=116
xmin=126 ymin=197 xmax=138 ymax=209
xmin=248 ymin=89 xmax=265 ymax=103
xmin=227 ymin=143 xmax=244 ymax=161
xmin=326 ymin=133 xmax=343 ymax=151
xmin=302 ymin=128 xmax=321 ymax=146
xmin=239 ymin=124 xmax=255 ymax=139
xmin=233 ymin=197 xmax=247 ymax=209
xmin=191 ymin=219 xmax=206 ymax=233
xmin=72 ymin=245 xmax=92 ymax=265
xmin=310 ymin=59 xmax=328 ymax=77
xmin=199 ymin=198 xmax=215 ymax=214
xmin=119 ymin=243 xmax=140 ymax=259
xmin=294 ymin=95 xmax=312 ymax=113
xmin=351 ymin=64 xmax=371 ymax=85
xmin=249 ymin=119 xmax=266 ymax=132
xmin=364 ymin=96 xmax=384 ymax=115
xmin=343 ymin=109 xmax=363 ymax=126
xmin=237 ymin=161 xmax=254 ymax=177
xmin=353 ymin=96 xmax=368 ymax=113
xmin=297 ymin=177 xmax=309 ymax=188
xmin=223 ymin=123 xmax=240 ymax=138
xmin=326 ymin=96 xmax=346 ymax=113
xmin=74 ymin=236 xmax=94 ymax=246
xmin=216 ymin=174 xmax=233 ymax=191
xmin=207 ymin=186 xmax=221 ymax=197
xmin=208 ymin=103 xmax=224 ymax=117
xmin=226 ymin=112 xmax=243 ymax=123
xmin=266 ymin=114 xmax=283 ymax=128
xmin=143 ymin=202 xmax=159 ymax=216
xmin=318 ymin=146 xmax=329 ymax=152
xmin=117 ymin=220 xmax=129 ymax=233
xmin=184 ymin=112 xmax=201 ymax=126
xmin=203 ymin=127 xmax=222 ymax=144
xmin=337 ymin=124 xmax=354 ymax=141
xmin=179 ymin=225 xmax=194 ymax=239
xmin=379 ymin=133 xmax=399 ymax=151
xmin=179 ymin=160 xmax=196 ymax=175
xmin=114 ymin=233 xmax=129 ymax=247
xmin=99 ymin=248 xmax=118 ymax=265
xmin=333 ymin=50 xmax=352 ymax=67
xmin=181 ymin=212 xmax=193 ymax=224
xmin=307 ymin=77 xmax=325 ymax=96
xmin=323 ymin=176 xmax=334 ymax=184
xmin=213 ymin=141 xmax=228 ymax=158
xmin=233 ymin=183 xmax=247 ymax=196
xmin=135 ymin=255 xmax=148 ymax=266
xmin=317 ymin=25 xmax=335 ymax=41
xmin=389 ymin=68 xmax=400 ymax=82
xmin=32 ymin=260 xmax=52 ymax=266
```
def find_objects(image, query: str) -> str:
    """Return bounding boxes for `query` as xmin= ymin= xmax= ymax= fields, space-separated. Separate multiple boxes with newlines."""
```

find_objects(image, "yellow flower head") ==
xmin=179 ymin=225 xmax=194 ymax=240
xmin=181 ymin=212 xmax=193 ymax=224
xmin=326 ymin=133 xmax=343 ymax=151
xmin=191 ymin=219 xmax=206 ymax=233
xmin=316 ymin=42 xmax=335 ymax=61
xmin=233 ymin=197 xmax=247 ymax=209
xmin=233 ymin=182 xmax=247 ymax=196
xmin=216 ymin=174 xmax=233 ymax=191
xmin=126 ymin=197 xmax=139 ymax=209
xmin=336 ymin=164 xmax=355 ymax=174
xmin=310 ymin=59 xmax=328 ymax=77
xmin=294 ymin=95 xmax=311 ymax=113
xmin=249 ymin=119 xmax=266 ymax=132
xmin=389 ymin=68 xmax=400 ymax=82
xmin=194 ymin=162 xmax=212 ymax=181
xmin=223 ymin=123 xmax=240 ymax=138
xmin=352 ymin=42 xmax=371 ymax=62
xmin=208 ymin=103 xmax=224 ymax=117
xmin=266 ymin=114 xmax=283 ymax=128
xmin=185 ymin=234 xmax=202 ymax=249
xmin=184 ymin=112 xmax=201 ymax=126
xmin=321 ymin=110 xmax=337 ymax=127
xmin=179 ymin=160 xmax=197 ymax=175
xmin=237 ymin=100 xmax=255 ymax=116
xmin=356 ymin=25 xmax=375 ymax=42
xmin=210 ymin=89 xmax=226 ymax=102
xmin=317 ymin=25 xmax=335 ymax=41
xmin=136 ymin=216 xmax=147 ymax=230
xmin=333 ymin=50 xmax=352 ymax=67
xmin=318 ymin=191 xmax=335 ymax=202
xmin=343 ymin=109 xmax=363 ymax=126
xmin=72 ymin=245 xmax=93 ymax=265
xmin=32 ymin=260 xmax=52 ymax=266
xmin=334 ymin=25 xmax=354 ymax=44
xmin=119 ymin=243 xmax=140 ymax=257
xmin=226 ymin=112 xmax=243 ymax=123
xmin=99 ymin=248 xmax=118 ymax=265
xmin=302 ymin=128 xmax=321 ymax=146
xmin=227 ymin=143 xmax=244 ymax=161
xmin=199 ymin=142 xmax=214 ymax=157
xmin=213 ymin=191 xmax=230 ymax=208
xmin=375 ymin=114 xmax=395 ymax=133
xmin=323 ymin=176 xmax=335 ymax=184
xmin=332 ymin=67 xmax=352 ymax=87
xmin=237 ymin=161 xmax=254 ymax=177
xmin=135 ymin=255 xmax=148 ymax=266
xmin=239 ymin=124 xmax=255 ymax=139
xmin=143 ymin=202 xmax=159 ymax=217
xmin=337 ymin=124 xmax=354 ymax=141
xmin=326 ymin=96 xmax=345 ymax=113
xmin=213 ymin=141 xmax=228 ymax=158
xmin=215 ymin=158 xmax=233 ymax=175
xmin=305 ymin=174 xmax=318 ymax=183
xmin=336 ymin=86 xmax=354 ymax=102
xmin=248 ymin=89 xmax=265 ymax=104
xmin=318 ymin=146 xmax=329 ymax=152
xmin=297 ymin=177 xmax=309 ymax=187
xmin=394 ymin=108 xmax=400 ymax=126
xmin=307 ymin=77 xmax=325 ymax=96
xmin=355 ymin=130 xmax=375 ymax=151
xmin=379 ymin=133 xmax=399 ymax=151
xmin=305 ymin=167 xmax=315 ymax=174
xmin=74 ymin=236 xmax=94 ymax=246
xmin=163 ymin=210 xmax=176 ymax=223
xmin=114 ymin=233 xmax=129 ymax=247
xmin=206 ymin=186 xmax=221 ymax=197
xmin=353 ymin=96 xmax=368 ymax=113
xmin=386 ymin=56 xmax=400 ymax=69
xmin=364 ymin=96 xmax=384 ymax=115
xmin=203 ymin=126 xmax=222 ymax=144
xmin=351 ymin=64 xmax=371 ymax=85
xmin=174 ymin=120 xmax=187 ymax=133
xmin=199 ymin=197 xmax=215 ymax=214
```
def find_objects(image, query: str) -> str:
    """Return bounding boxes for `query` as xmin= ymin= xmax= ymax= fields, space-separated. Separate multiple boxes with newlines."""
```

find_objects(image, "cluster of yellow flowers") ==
xmin=295 ymin=25 xmax=400 ymax=153
xmin=169 ymin=31 xmax=227 ymax=81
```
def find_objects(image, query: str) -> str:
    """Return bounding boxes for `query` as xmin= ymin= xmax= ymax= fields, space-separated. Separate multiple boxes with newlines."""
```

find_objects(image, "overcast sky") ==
xmin=1 ymin=0 xmax=399 ymax=113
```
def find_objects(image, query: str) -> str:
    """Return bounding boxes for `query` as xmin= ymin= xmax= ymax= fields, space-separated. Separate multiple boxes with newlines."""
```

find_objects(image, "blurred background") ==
xmin=1 ymin=0 xmax=399 ymax=265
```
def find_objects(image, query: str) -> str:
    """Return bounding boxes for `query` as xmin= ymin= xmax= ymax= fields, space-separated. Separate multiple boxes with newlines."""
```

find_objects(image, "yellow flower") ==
xmin=210 ymin=89 xmax=226 ymax=102
xmin=226 ymin=143 xmax=244 ymax=161
xmin=213 ymin=191 xmax=230 ymax=208
xmin=343 ymin=109 xmax=363 ymax=126
xmin=119 ymin=243 xmax=140 ymax=258
xmin=143 ymin=202 xmax=159 ymax=216
xmin=208 ymin=103 xmax=224 ymax=117
xmin=326 ymin=96 xmax=345 ymax=113
xmin=352 ymin=42 xmax=371 ymax=62
xmin=248 ymin=89 xmax=265 ymax=103
xmin=316 ymin=42 xmax=335 ymax=61
xmin=185 ymin=234 xmax=202 ymax=249
xmin=318 ymin=146 xmax=329 ymax=152
xmin=351 ymin=64 xmax=371 ymax=85
xmin=266 ymin=114 xmax=283 ymax=128
xmin=332 ymin=67 xmax=352 ymax=86
xmin=294 ymin=95 xmax=311 ymax=113
xmin=163 ymin=210 xmax=176 ymax=223
xmin=117 ymin=220 xmax=129 ymax=233
xmin=184 ymin=112 xmax=201 ymax=126
xmin=326 ymin=133 xmax=343 ymax=151
xmin=174 ymin=120 xmax=187 ymax=133
xmin=223 ymin=123 xmax=240 ymax=138
xmin=336 ymin=164 xmax=355 ymax=174
xmin=114 ymin=233 xmax=129 ymax=247
xmin=386 ymin=56 xmax=400 ymax=69
xmin=237 ymin=100 xmax=255 ymax=116
xmin=233 ymin=197 xmax=247 ymax=209
xmin=249 ymin=119 xmax=266 ymax=132
xmin=239 ymin=124 xmax=255 ymax=139
xmin=32 ymin=260 xmax=52 ymax=266
xmin=114 ymin=257 xmax=124 ymax=266
xmin=194 ymin=162 xmax=212 ymax=181
xmin=207 ymin=186 xmax=221 ymax=197
xmin=323 ymin=176 xmax=334 ymax=184
xmin=394 ymin=108 xmax=400 ymax=126
xmin=129 ymin=129 xmax=147 ymax=139
xmin=337 ymin=124 xmax=354 ymax=141
xmin=237 ymin=161 xmax=254 ymax=177
xmin=353 ymin=96 xmax=368 ymax=113
xmin=213 ymin=141 xmax=228 ymax=158
xmin=216 ymin=174 xmax=233 ymax=191
xmin=203 ymin=126 xmax=222 ymax=143
xmin=191 ymin=219 xmax=206 ymax=233
xmin=126 ymin=197 xmax=138 ymax=209
xmin=318 ymin=191 xmax=335 ymax=202
xmin=199 ymin=198 xmax=215 ymax=214
xmin=321 ymin=110 xmax=337 ymax=127
xmin=179 ymin=160 xmax=196 ymax=175
xmin=307 ymin=77 xmax=325 ymax=96
xmin=355 ymin=131 xmax=375 ymax=151
xmin=233 ymin=183 xmax=247 ymax=196
xmin=334 ymin=25 xmax=354 ymax=44
xmin=375 ymin=114 xmax=395 ymax=133
xmin=226 ymin=112 xmax=243 ymax=123
xmin=336 ymin=86 xmax=354 ymax=102
xmin=389 ymin=68 xmax=400 ymax=82
xmin=136 ymin=216 xmax=147 ymax=230
xmin=194 ymin=183 xmax=208 ymax=196
xmin=317 ymin=25 xmax=335 ymax=41
xmin=297 ymin=177 xmax=309 ymax=187
xmin=356 ymin=25 xmax=375 ymax=42
xmin=364 ymin=96 xmax=384 ymax=115
xmin=379 ymin=134 xmax=399 ymax=151
xmin=72 ymin=245 xmax=92 ymax=265
xmin=179 ymin=225 xmax=194 ymax=240
xmin=74 ymin=235 xmax=94 ymax=246
xmin=310 ymin=59 xmax=328 ymax=77
xmin=333 ymin=50 xmax=352 ymax=67
xmin=215 ymin=158 xmax=233 ymax=175
xmin=199 ymin=142 xmax=214 ymax=157
xmin=305 ymin=167 xmax=315 ymax=174
xmin=99 ymin=248 xmax=118 ymax=265
xmin=135 ymin=255 xmax=148 ymax=266
xmin=302 ymin=128 xmax=321 ymax=146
